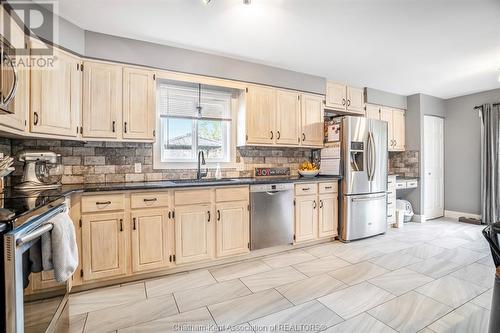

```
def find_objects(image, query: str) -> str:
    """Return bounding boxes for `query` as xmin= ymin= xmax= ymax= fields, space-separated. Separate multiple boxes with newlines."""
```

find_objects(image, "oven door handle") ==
xmin=16 ymin=223 xmax=53 ymax=247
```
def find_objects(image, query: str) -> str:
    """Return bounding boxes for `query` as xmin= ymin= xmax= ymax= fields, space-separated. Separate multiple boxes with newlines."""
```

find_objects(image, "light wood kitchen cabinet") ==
xmin=174 ymin=204 xmax=214 ymax=264
xmin=215 ymin=201 xmax=249 ymax=258
xmin=82 ymin=61 xmax=122 ymax=139
xmin=30 ymin=42 xmax=81 ymax=137
xmin=365 ymin=104 xmax=380 ymax=120
xmin=392 ymin=109 xmax=406 ymax=150
xmin=276 ymin=90 xmax=300 ymax=145
xmin=81 ymin=212 xmax=127 ymax=281
xmin=123 ymin=67 xmax=156 ymax=140
xmin=318 ymin=193 xmax=338 ymax=238
xmin=380 ymin=106 xmax=405 ymax=151
xmin=243 ymin=85 xmax=276 ymax=145
xmin=325 ymin=81 xmax=347 ymax=111
xmin=325 ymin=81 xmax=365 ymax=115
xmin=295 ymin=195 xmax=318 ymax=243
xmin=301 ymin=94 xmax=324 ymax=147
xmin=131 ymin=209 xmax=172 ymax=272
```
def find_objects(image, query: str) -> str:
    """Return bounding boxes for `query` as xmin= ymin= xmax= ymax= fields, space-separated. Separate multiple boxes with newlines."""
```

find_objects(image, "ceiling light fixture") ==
xmin=202 ymin=0 xmax=212 ymax=4
xmin=243 ymin=0 xmax=251 ymax=4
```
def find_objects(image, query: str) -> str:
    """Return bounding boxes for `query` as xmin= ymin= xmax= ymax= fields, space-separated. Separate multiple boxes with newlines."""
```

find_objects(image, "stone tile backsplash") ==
xmin=8 ymin=139 xmax=313 ymax=184
xmin=388 ymin=150 xmax=419 ymax=178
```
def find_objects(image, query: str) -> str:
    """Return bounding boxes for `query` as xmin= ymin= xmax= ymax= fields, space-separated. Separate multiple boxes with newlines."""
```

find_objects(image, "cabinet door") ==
xmin=82 ymin=61 xmax=122 ymax=139
xmin=245 ymin=85 xmax=276 ymax=144
xmin=82 ymin=212 xmax=127 ymax=281
xmin=215 ymin=201 xmax=249 ymax=258
xmin=346 ymin=86 xmax=365 ymax=114
xmin=318 ymin=193 xmax=338 ymax=238
xmin=131 ymin=209 xmax=171 ymax=273
xmin=123 ymin=67 xmax=155 ymax=140
xmin=175 ymin=204 xmax=214 ymax=264
xmin=379 ymin=107 xmax=394 ymax=150
xmin=276 ymin=90 xmax=300 ymax=145
xmin=295 ymin=195 xmax=318 ymax=242
xmin=325 ymin=81 xmax=346 ymax=110
xmin=365 ymin=104 xmax=380 ymax=120
xmin=30 ymin=44 xmax=80 ymax=137
xmin=301 ymin=94 xmax=324 ymax=147
xmin=392 ymin=109 xmax=406 ymax=151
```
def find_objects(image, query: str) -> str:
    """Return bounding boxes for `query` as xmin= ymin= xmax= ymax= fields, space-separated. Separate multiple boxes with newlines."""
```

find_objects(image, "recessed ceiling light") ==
xmin=202 ymin=0 xmax=212 ymax=4
xmin=243 ymin=0 xmax=251 ymax=4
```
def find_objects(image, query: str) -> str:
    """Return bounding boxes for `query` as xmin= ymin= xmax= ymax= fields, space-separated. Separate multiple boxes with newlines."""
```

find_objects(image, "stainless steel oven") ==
xmin=0 ymin=34 xmax=19 ymax=114
xmin=4 ymin=197 xmax=69 ymax=333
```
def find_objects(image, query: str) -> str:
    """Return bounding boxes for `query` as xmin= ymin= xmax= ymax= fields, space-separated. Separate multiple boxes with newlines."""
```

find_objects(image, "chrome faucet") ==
xmin=197 ymin=151 xmax=208 ymax=180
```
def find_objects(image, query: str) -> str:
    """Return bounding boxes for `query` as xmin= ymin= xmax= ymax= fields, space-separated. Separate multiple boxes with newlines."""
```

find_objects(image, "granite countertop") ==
xmin=1 ymin=175 xmax=342 ymax=221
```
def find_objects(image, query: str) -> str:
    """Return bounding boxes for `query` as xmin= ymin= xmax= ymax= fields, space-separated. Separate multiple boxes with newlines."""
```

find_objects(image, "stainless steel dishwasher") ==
xmin=250 ymin=183 xmax=294 ymax=250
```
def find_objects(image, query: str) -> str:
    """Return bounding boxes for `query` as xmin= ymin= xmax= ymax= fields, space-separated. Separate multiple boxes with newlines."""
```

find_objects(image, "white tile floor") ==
xmin=56 ymin=218 xmax=496 ymax=333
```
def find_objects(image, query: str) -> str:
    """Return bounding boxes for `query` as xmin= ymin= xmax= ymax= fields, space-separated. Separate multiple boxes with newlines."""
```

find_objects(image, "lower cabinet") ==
xmin=318 ymin=193 xmax=338 ymax=238
xmin=81 ymin=212 xmax=127 ymax=281
xmin=295 ymin=182 xmax=339 ymax=243
xmin=174 ymin=204 xmax=214 ymax=264
xmin=215 ymin=201 xmax=250 ymax=258
xmin=295 ymin=195 xmax=318 ymax=242
xmin=131 ymin=209 xmax=173 ymax=273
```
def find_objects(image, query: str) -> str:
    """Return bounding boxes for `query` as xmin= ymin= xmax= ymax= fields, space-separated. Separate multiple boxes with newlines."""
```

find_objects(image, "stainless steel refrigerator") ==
xmin=340 ymin=116 xmax=388 ymax=241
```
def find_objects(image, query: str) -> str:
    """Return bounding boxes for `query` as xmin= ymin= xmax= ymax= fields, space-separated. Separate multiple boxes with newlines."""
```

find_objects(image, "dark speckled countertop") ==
xmin=1 ymin=176 xmax=342 ymax=221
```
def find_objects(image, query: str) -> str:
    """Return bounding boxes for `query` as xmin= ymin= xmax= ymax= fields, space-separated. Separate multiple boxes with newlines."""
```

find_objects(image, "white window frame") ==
xmin=153 ymin=82 xmax=238 ymax=170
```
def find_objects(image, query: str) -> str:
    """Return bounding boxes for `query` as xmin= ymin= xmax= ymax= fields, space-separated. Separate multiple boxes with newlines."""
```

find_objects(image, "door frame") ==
xmin=423 ymin=115 xmax=444 ymax=220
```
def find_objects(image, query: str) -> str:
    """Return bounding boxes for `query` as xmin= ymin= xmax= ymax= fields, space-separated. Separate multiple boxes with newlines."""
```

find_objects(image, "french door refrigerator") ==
xmin=340 ymin=116 xmax=388 ymax=241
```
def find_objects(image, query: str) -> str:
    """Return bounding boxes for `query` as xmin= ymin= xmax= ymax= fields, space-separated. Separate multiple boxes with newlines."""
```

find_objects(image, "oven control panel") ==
xmin=254 ymin=167 xmax=290 ymax=177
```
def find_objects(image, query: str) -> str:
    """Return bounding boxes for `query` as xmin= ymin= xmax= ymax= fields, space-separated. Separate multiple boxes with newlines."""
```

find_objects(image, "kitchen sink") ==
xmin=171 ymin=178 xmax=241 ymax=184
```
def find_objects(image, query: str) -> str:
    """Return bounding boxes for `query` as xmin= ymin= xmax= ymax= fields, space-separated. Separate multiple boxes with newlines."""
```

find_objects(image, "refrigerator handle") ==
xmin=366 ymin=132 xmax=373 ymax=181
xmin=369 ymin=132 xmax=376 ymax=181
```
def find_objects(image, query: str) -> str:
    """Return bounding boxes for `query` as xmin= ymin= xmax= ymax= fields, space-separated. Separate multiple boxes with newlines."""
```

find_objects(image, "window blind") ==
xmin=158 ymin=84 xmax=232 ymax=121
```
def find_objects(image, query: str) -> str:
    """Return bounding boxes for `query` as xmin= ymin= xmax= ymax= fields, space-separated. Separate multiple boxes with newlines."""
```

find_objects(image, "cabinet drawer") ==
xmin=387 ymin=194 xmax=396 ymax=206
xmin=82 ymin=194 xmax=125 ymax=213
xmin=406 ymin=180 xmax=418 ymax=188
xmin=295 ymin=183 xmax=318 ymax=196
xmin=174 ymin=189 xmax=213 ymax=205
xmin=387 ymin=203 xmax=395 ymax=214
xmin=215 ymin=186 xmax=249 ymax=202
xmin=131 ymin=192 xmax=169 ymax=209
xmin=396 ymin=181 xmax=406 ymax=189
xmin=319 ymin=182 xmax=338 ymax=194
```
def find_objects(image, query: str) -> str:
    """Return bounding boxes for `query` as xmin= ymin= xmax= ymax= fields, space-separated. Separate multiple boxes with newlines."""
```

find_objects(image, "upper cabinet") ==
xmin=82 ymin=61 xmax=122 ymax=139
xmin=30 ymin=41 xmax=81 ymax=137
xmin=369 ymin=104 xmax=406 ymax=152
xmin=122 ymin=67 xmax=156 ymax=141
xmin=239 ymin=85 xmax=324 ymax=147
xmin=325 ymin=81 xmax=365 ymax=115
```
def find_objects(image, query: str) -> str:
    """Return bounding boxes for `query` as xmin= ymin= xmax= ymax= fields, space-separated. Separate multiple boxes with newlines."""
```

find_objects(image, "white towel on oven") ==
xmin=41 ymin=211 xmax=78 ymax=282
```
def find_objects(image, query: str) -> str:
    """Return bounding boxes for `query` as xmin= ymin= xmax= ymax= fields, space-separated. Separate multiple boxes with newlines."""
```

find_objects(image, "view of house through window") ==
xmin=157 ymin=81 xmax=234 ymax=165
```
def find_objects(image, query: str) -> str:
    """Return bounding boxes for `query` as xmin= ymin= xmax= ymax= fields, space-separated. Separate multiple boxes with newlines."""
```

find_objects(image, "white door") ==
xmin=424 ymin=116 xmax=444 ymax=220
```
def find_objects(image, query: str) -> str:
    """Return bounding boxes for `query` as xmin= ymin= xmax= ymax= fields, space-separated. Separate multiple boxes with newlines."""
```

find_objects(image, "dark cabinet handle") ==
xmin=313 ymin=200 xmax=317 ymax=209
xmin=217 ymin=210 xmax=221 ymax=221
xmin=347 ymin=99 xmax=351 ymax=107
xmin=207 ymin=210 xmax=211 ymax=222
xmin=277 ymin=131 xmax=281 ymax=140
xmin=302 ymin=133 xmax=306 ymax=141
xmin=319 ymin=200 xmax=323 ymax=208
xmin=325 ymin=186 xmax=332 ymax=189
xmin=143 ymin=198 xmax=157 ymax=202
xmin=302 ymin=187 xmax=310 ymax=191
xmin=124 ymin=122 xmax=127 ymax=133
xmin=342 ymin=98 xmax=346 ymax=106
xmin=270 ymin=131 xmax=274 ymax=140
xmin=119 ymin=219 xmax=123 ymax=232
xmin=133 ymin=217 xmax=136 ymax=230
xmin=96 ymin=201 xmax=111 ymax=205
xmin=33 ymin=112 xmax=39 ymax=125
xmin=112 ymin=121 xmax=116 ymax=133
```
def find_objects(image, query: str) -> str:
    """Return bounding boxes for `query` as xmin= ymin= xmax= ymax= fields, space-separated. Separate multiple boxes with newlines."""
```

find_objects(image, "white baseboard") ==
xmin=444 ymin=210 xmax=481 ymax=220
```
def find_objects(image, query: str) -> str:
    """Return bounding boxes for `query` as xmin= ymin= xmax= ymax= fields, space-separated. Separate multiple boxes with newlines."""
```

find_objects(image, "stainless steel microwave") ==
xmin=0 ymin=34 xmax=18 ymax=114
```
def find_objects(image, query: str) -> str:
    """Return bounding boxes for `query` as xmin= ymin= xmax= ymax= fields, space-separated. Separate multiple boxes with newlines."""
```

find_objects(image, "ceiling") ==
xmin=54 ymin=0 xmax=500 ymax=99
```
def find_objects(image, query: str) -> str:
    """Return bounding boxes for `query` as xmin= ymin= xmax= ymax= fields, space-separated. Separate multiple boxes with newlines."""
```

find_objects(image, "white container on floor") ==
xmin=395 ymin=209 xmax=405 ymax=228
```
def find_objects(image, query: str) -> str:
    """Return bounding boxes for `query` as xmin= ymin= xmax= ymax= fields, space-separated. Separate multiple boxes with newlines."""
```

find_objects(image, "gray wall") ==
xmin=365 ymin=88 xmax=407 ymax=109
xmin=84 ymin=31 xmax=325 ymax=94
xmin=444 ymin=88 xmax=500 ymax=215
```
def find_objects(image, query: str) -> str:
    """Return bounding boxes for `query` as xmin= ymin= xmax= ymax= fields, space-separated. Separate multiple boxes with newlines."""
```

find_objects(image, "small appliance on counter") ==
xmin=15 ymin=150 xmax=63 ymax=191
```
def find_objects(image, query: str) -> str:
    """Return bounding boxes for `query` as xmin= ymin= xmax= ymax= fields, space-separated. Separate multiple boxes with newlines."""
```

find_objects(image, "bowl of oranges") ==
xmin=298 ymin=161 xmax=320 ymax=178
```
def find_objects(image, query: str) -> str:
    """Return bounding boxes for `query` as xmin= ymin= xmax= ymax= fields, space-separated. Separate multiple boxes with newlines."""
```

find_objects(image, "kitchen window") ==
xmin=154 ymin=81 xmax=237 ymax=169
